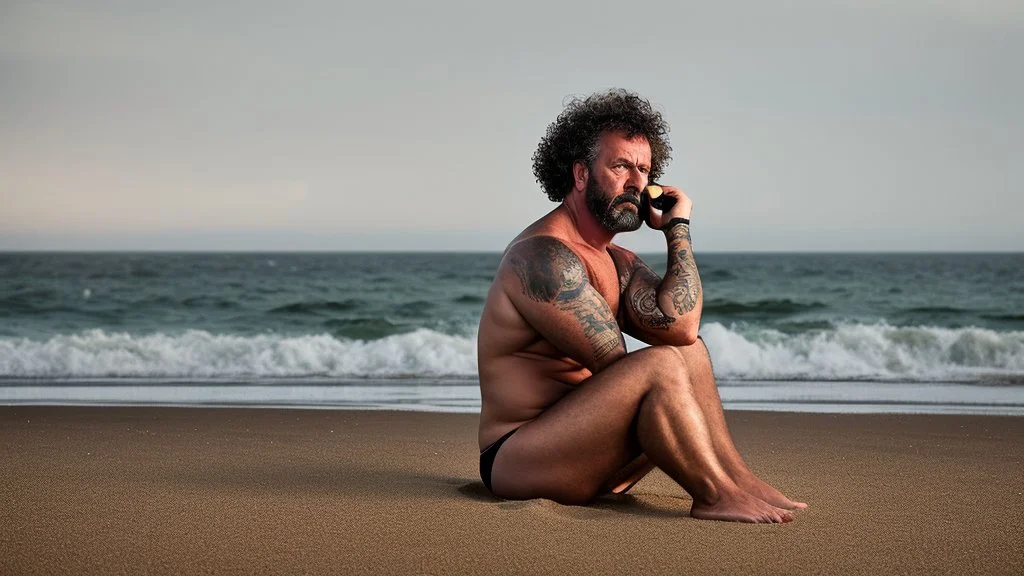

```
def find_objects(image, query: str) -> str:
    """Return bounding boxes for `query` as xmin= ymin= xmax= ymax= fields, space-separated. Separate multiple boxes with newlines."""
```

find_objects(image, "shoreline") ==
xmin=3 ymin=406 xmax=1023 ymax=574
xmin=3 ymin=377 xmax=1024 ymax=416
xmin=3 ymin=401 xmax=1024 ymax=417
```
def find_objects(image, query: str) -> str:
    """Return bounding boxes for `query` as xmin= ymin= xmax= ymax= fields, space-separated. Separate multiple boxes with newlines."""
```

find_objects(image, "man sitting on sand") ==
xmin=476 ymin=89 xmax=806 ymax=523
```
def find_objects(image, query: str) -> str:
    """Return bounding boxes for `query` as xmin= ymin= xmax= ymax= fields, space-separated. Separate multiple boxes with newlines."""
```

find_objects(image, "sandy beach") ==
xmin=2 ymin=406 xmax=1022 ymax=575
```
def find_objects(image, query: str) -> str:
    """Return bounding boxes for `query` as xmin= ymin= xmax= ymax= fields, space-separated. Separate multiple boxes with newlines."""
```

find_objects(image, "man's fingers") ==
xmin=655 ymin=186 xmax=693 ymax=221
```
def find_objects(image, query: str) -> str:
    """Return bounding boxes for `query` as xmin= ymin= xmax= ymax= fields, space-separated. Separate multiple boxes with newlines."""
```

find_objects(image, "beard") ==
xmin=584 ymin=176 xmax=643 ymax=233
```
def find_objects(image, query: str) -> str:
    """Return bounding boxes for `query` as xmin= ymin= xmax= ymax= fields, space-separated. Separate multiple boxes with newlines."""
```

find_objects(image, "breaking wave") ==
xmin=700 ymin=322 xmax=1024 ymax=382
xmin=0 ymin=329 xmax=477 ymax=379
xmin=1 ymin=323 xmax=1022 ymax=383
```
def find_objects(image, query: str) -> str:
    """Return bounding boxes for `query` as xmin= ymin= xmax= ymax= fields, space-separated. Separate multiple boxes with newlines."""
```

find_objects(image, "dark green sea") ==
xmin=2 ymin=252 xmax=1022 ymax=414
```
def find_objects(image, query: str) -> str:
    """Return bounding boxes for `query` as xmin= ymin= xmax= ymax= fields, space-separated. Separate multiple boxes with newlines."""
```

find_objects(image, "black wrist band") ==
xmin=661 ymin=217 xmax=690 ymax=230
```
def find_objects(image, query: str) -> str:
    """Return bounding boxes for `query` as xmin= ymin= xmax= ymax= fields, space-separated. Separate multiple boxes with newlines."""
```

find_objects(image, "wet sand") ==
xmin=2 ymin=407 xmax=1022 ymax=574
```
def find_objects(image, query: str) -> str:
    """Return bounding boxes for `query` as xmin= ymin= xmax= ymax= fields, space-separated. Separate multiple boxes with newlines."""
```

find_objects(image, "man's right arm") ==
xmin=499 ymin=236 xmax=626 ymax=374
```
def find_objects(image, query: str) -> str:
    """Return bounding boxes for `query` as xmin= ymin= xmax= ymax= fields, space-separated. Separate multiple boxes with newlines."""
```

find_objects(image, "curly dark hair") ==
xmin=532 ymin=89 xmax=672 ymax=202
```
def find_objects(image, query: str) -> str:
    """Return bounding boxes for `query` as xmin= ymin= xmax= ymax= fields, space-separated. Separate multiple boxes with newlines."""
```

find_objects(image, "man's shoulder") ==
xmin=500 ymin=235 xmax=587 ymax=302
xmin=501 ymin=209 xmax=577 ymax=260
xmin=505 ymin=234 xmax=579 ymax=260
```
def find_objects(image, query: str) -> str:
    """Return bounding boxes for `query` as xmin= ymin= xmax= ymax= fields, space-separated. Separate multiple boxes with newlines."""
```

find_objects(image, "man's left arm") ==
xmin=610 ymin=198 xmax=703 ymax=346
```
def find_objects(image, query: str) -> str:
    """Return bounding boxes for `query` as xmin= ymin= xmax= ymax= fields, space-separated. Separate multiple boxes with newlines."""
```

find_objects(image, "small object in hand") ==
xmin=640 ymin=183 xmax=678 ymax=225
xmin=645 ymin=184 xmax=677 ymax=211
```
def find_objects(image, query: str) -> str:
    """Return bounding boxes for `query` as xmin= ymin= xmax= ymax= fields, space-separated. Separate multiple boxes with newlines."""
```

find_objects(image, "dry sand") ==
xmin=2 ymin=407 xmax=1023 ymax=575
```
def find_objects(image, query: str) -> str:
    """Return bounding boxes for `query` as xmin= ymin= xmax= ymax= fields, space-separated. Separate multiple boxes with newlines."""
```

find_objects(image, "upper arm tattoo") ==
xmin=627 ymin=261 xmax=676 ymax=330
xmin=509 ymin=238 xmax=623 ymax=363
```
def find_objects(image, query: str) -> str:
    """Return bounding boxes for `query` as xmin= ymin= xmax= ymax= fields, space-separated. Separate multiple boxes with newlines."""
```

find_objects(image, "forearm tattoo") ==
xmin=510 ymin=238 xmax=623 ymax=362
xmin=666 ymin=223 xmax=702 ymax=315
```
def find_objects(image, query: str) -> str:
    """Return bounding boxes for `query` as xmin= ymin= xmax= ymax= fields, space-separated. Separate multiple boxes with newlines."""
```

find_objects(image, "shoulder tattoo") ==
xmin=509 ymin=238 xmax=587 ymax=303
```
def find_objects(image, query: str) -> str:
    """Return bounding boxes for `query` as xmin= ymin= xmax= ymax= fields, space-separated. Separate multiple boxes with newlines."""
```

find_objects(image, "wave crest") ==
xmin=0 ymin=329 xmax=477 ymax=379
xmin=2 ymin=323 xmax=1022 ymax=382
xmin=700 ymin=322 xmax=1024 ymax=381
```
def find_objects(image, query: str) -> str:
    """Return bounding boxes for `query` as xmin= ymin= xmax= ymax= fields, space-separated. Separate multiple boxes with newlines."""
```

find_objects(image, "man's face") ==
xmin=583 ymin=131 xmax=652 ymax=233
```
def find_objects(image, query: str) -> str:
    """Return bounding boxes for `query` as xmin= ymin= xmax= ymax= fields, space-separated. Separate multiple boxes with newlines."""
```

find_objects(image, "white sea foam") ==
xmin=700 ymin=322 xmax=1024 ymax=381
xmin=0 ymin=324 xmax=1022 ymax=382
xmin=0 ymin=329 xmax=477 ymax=379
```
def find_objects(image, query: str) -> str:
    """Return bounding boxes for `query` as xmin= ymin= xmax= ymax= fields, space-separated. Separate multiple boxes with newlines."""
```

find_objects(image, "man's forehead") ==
xmin=597 ymin=131 xmax=651 ymax=161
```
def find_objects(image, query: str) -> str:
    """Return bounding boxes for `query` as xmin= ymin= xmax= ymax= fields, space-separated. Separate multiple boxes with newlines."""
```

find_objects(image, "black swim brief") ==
xmin=479 ymin=427 xmax=519 ymax=493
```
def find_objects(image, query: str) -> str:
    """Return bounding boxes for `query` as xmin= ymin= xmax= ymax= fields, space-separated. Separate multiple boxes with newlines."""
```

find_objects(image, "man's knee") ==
xmin=640 ymin=345 xmax=693 ymax=393
xmin=636 ymin=344 xmax=685 ymax=370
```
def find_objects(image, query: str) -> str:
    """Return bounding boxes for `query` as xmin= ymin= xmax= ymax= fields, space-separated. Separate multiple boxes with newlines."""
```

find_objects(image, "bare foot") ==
xmin=735 ymin=472 xmax=808 ymax=510
xmin=690 ymin=489 xmax=794 ymax=523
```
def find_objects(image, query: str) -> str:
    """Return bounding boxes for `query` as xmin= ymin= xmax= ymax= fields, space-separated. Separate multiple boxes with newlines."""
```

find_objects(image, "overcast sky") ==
xmin=1 ymin=0 xmax=1021 ymax=252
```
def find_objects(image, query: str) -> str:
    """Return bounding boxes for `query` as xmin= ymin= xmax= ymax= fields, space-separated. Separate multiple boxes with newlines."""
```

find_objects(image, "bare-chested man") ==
xmin=476 ymin=90 xmax=806 ymax=523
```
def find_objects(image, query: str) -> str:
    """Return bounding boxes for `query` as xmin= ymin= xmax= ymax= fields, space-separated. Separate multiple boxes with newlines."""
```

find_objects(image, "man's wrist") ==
xmin=660 ymin=217 xmax=690 ymax=231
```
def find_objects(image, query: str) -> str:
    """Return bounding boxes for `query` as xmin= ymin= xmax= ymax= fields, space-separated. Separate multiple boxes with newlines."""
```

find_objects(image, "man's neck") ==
xmin=561 ymin=193 xmax=615 ymax=250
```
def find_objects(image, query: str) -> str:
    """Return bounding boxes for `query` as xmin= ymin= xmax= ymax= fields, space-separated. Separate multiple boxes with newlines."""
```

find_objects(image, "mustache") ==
xmin=612 ymin=193 xmax=640 ymax=208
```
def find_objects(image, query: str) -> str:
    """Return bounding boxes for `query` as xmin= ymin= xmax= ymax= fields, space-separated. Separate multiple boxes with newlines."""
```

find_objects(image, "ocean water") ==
xmin=1 ymin=252 xmax=1023 ymax=414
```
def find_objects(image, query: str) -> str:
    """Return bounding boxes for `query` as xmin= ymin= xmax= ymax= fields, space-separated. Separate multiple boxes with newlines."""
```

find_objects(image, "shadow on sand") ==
xmin=167 ymin=457 xmax=691 ymax=518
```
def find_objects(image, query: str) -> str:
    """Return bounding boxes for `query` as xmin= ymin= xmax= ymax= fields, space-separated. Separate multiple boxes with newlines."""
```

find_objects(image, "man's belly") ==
xmin=477 ymin=350 xmax=590 ymax=447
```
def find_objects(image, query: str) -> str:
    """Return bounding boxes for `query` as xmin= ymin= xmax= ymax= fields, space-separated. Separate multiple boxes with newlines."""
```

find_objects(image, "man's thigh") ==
xmin=489 ymin=345 xmax=683 ymax=504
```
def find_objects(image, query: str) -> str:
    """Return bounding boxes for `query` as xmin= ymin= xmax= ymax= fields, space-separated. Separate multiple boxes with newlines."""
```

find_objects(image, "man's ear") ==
xmin=572 ymin=161 xmax=589 ymax=193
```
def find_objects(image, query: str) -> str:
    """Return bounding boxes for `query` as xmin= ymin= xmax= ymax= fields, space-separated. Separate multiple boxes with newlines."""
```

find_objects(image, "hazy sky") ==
xmin=1 ymin=0 xmax=1021 ymax=252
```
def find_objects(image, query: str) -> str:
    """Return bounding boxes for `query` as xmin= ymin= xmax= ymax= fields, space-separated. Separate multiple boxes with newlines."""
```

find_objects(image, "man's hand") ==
xmin=645 ymin=185 xmax=693 ymax=230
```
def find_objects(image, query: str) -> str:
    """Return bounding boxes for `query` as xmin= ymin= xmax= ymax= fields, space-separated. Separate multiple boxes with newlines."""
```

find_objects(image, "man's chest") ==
xmin=577 ymin=252 xmax=622 ymax=316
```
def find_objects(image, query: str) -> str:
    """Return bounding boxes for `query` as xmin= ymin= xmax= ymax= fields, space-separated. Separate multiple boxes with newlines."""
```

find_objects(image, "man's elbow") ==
xmin=663 ymin=321 xmax=699 ymax=347
xmin=676 ymin=326 xmax=700 ymax=347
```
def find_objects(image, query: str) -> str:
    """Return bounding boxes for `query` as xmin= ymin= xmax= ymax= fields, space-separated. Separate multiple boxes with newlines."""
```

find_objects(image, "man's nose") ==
xmin=626 ymin=166 xmax=647 ymax=190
